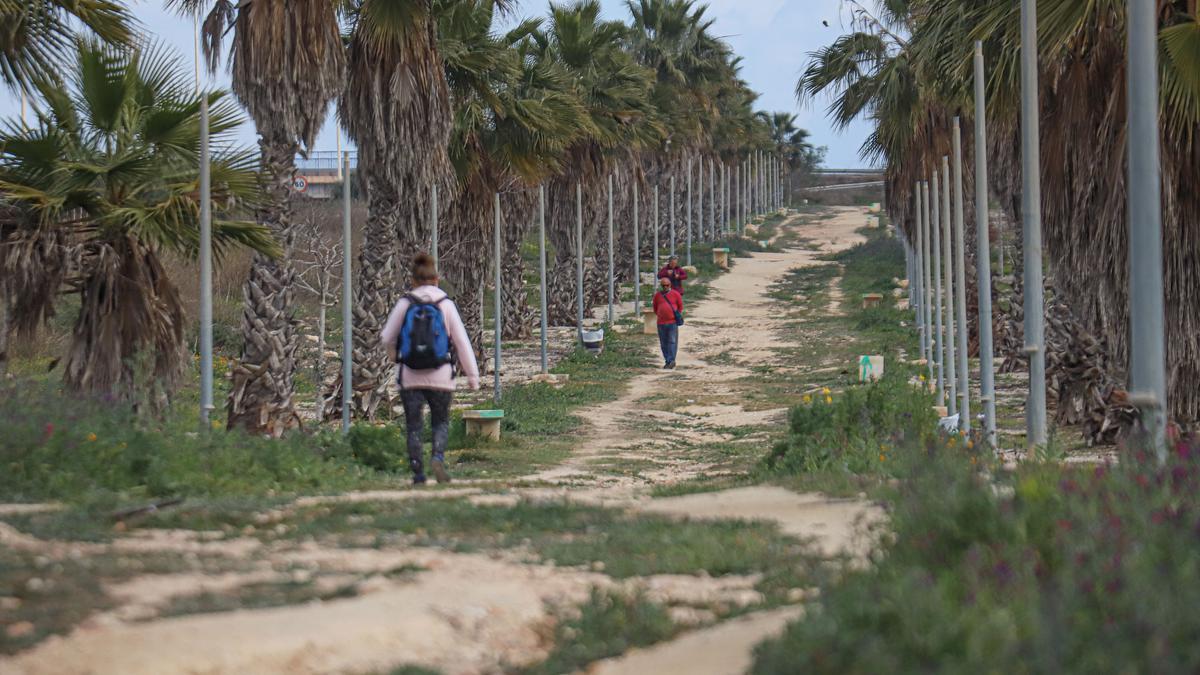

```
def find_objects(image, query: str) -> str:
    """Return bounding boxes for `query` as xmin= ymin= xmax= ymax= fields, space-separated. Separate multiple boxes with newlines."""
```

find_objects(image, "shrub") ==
xmin=753 ymin=436 xmax=1200 ymax=673
xmin=763 ymin=372 xmax=938 ymax=475
xmin=521 ymin=589 xmax=677 ymax=675
xmin=340 ymin=424 xmax=406 ymax=473
xmin=0 ymin=382 xmax=374 ymax=503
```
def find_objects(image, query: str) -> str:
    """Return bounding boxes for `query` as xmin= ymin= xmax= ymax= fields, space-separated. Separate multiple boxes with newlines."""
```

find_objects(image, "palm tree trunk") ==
xmin=227 ymin=139 xmax=300 ymax=435
xmin=442 ymin=181 xmax=492 ymax=374
xmin=0 ymin=279 xmax=9 ymax=381
xmin=67 ymin=234 xmax=185 ymax=411
xmin=0 ymin=277 xmax=7 ymax=381
xmin=501 ymin=190 xmax=537 ymax=341
xmin=352 ymin=188 xmax=398 ymax=419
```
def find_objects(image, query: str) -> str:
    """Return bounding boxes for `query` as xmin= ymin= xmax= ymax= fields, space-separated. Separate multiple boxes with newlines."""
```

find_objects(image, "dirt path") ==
xmin=3 ymin=207 xmax=875 ymax=675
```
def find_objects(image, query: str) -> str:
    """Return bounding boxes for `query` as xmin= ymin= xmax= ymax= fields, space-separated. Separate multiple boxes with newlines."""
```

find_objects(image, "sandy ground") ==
xmin=2 ymin=207 xmax=877 ymax=675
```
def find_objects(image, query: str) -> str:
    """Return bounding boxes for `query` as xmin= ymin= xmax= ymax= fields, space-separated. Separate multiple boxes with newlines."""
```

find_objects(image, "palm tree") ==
xmin=626 ymin=0 xmax=742 ymax=255
xmin=0 ymin=0 xmax=133 ymax=91
xmin=169 ymin=0 xmax=345 ymax=435
xmin=756 ymin=111 xmax=823 ymax=200
xmin=0 ymin=0 xmax=134 ymax=380
xmin=435 ymin=1 xmax=587 ymax=347
xmin=535 ymin=0 xmax=659 ymax=324
xmin=335 ymin=0 xmax=471 ymax=420
xmin=808 ymin=0 xmax=1200 ymax=435
xmin=0 ymin=39 xmax=273 ymax=406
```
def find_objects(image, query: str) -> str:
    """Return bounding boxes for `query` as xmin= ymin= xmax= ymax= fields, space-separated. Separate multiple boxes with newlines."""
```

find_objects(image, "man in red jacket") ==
xmin=653 ymin=276 xmax=684 ymax=369
xmin=658 ymin=256 xmax=688 ymax=295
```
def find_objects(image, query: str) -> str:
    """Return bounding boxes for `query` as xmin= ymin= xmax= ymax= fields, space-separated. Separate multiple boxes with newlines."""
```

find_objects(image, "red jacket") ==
xmin=652 ymin=288 xmax=684 ymax=326
xmin=658 ymin=265 xmax=688 ymax=294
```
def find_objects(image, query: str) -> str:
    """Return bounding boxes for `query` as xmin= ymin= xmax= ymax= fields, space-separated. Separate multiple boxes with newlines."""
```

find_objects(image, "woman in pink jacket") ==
xmin=381 ymin=254 xmax=480 ymax=485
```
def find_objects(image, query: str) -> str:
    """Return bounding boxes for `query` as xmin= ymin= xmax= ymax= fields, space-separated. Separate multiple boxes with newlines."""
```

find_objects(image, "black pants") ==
xmin=400 ymin=388 xmax=453 ymax=477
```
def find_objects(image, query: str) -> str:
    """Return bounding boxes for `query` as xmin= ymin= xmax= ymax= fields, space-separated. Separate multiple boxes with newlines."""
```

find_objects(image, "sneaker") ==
xmin=412 ymin=474 xmax=428 ymax=486
xmin=431 ymin=459 xmax=451 ymax=484
xmin=667 ymin=362 xmax=677 ymax=370
xmin=663 ymin=362 xmax=671 ymax=369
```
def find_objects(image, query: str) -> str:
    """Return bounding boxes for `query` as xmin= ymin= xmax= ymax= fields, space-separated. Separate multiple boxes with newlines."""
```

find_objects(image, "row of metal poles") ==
xmin=906 ymin=0 xmax=1166 ymax=459
xmin=196 ymin=128 xmax=785 ymax=432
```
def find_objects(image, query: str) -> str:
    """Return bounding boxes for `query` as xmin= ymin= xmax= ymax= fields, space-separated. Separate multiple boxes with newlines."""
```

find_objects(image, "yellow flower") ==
xmin=948 ymin=436 xmax=958 ymax=447
xmin=919 ymin=375 xmax=926 ymax=382
xmin=86 ymin=433 xmax=97 ymax=442
xmin=212 ymin=420 xmax=222 ymax=430
xmin=802 ymin=394 xmax=812 ymax=404
xmin=966 ymin=439 xmax=975 ymax=449
xmin=822 ymin=387 xmax=831 ymax=395
xmin=879 ymin=454 xmax=887 ymax=462
xmin=824 ymin=396 xmax=833 ymax=405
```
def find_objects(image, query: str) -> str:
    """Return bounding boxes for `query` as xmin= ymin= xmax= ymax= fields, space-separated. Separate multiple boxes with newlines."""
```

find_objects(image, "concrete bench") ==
xmin=463 ymin=409 xmax=504 ymax=441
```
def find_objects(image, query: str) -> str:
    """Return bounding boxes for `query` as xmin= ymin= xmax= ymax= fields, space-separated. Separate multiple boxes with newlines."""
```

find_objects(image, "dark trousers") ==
xmin=657 ymin=324 xmax=679 ymax=365
xmin=400 ymin=388 xmax=453 ymax=477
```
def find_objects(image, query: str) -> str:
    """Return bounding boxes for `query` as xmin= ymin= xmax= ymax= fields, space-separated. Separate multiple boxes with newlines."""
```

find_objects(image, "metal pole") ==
xmin=942 ymin=155 xmax=958 ymax=417
xmin=1020 ymin=0 xmax=1048 ymax=449
xmin=538 ymin=184 xmax=548 ymax=374
xmin=915 ymin=183 xmax=927 ymax=363
xmin=670 ymin=175 xmax=676 ymax=257
xmin=1127 ymin=0 xmax=1167 ymax=459
xmin=494 ymin=193 xmax=502 ymax=404
xmin=709 ymin=157 xmax=715 ymax=240
xmin=723 ymin=163 xmax=728 ymax=236
xmin=686 ymin=161 xmax=693 ymax=265
xmin=974 ymin=41 xmax=998 ymax=448
xmin=654 ymin=185 xmax=660 ymax=273
xmin=922 ymin=180 xmax=934 ymax=384
xmin=198 ymin=98 xmax=213 ymax=432
xmin=341 ymin=151 xmax=352 ymax=434
xmin=953 ymin=118 xmax=971 ymax=432
xmin=431 ymin=184 xmax=439 ymax=273
xmin=607 ymin=172 xmax=614 ymax=324
xmin=735 ymin=163 xmax=741 ymax=236
xmin=576 ymin=183 xmax=584 ymax=340
xmin=634 ymin=181 xmax=640 ymax=316
xmin=932 ymin=172 xmax=945 ymax=402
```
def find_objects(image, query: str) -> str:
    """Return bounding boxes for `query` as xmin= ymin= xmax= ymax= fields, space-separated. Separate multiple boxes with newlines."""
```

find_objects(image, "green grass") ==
xmin=519 ymin=590 xmax=678 ymax=675
xmin=152 ymin=577 xmax=364 ymax=620
xmin=440 ymin=329 xmax=652 ymax=479
xmin=0 ymin=382 xmax=387 ymax=507
xmin=0 ymin=546 xmax=254 ymax=655
xmin=137 ymin=497 xmax=813 ymax=581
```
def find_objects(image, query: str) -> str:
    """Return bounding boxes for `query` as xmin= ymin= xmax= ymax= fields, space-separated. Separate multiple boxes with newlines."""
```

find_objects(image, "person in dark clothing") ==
xmin=657 ymin=255 xmax=688 ymax=295
xmin=652 ymin=276 xmax=684 ymax=369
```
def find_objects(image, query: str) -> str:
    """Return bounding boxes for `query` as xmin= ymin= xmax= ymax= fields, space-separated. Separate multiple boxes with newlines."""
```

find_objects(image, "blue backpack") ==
xmin=398 ymin=294 xmax=454 ymax=370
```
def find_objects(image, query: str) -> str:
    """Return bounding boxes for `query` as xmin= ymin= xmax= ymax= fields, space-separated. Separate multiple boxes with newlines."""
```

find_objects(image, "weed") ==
xmin=518 ymin=589 xmax=677 ymax=675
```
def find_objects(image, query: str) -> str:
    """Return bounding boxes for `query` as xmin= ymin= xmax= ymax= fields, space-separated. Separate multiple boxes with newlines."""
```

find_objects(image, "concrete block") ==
xmin=712 ymin=248 xmax=730 ymax=269
xmin=862 ymin=293 xmax=884 ymax=309
xmin=463 ymin=409 xmax=504 ymax=441
xmin=858 ymin=355 xmax=884 ymax=382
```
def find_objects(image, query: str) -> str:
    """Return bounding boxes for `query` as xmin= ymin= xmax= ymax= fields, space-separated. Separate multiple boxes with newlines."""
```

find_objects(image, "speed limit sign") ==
xmin=293 ymin=176 xmax=308 ymax=193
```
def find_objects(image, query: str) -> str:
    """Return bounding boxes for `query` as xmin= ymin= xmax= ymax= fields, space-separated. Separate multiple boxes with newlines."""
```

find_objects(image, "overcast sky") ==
xmin=1 ymin=0 xmax=876 ymax=168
